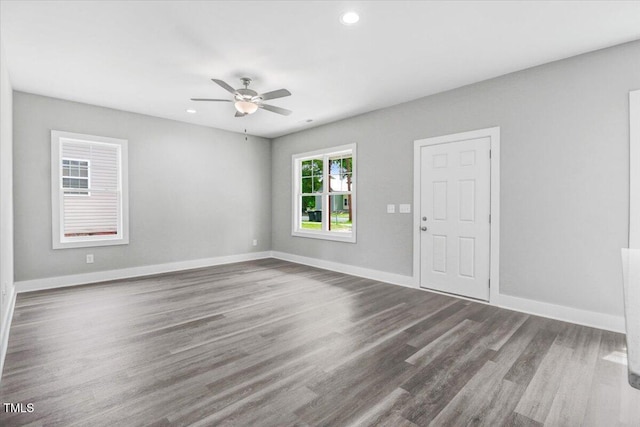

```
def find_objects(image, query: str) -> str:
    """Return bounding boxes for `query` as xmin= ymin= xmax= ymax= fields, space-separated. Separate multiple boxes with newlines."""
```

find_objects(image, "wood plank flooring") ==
xmin=1 ymin=258 xmax=639 ymax=426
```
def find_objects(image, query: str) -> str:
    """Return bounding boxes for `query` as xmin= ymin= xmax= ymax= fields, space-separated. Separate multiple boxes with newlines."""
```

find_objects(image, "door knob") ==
xmin=421 ymin=226 xmax=428 ymax=231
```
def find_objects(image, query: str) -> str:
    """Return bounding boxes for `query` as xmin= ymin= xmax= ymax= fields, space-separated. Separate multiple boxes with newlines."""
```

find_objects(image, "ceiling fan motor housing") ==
xmin=237 ymin=77 xmax=260 ymax=101
xmin=236 ymin=88 xmax=258 ymax=101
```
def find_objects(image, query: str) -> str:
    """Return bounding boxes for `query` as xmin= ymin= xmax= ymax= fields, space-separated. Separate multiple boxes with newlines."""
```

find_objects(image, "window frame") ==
xmin=51 ymin=130 xmax=129 ymax=249
xmin=291 ymin=143 xmax=356 ymax=243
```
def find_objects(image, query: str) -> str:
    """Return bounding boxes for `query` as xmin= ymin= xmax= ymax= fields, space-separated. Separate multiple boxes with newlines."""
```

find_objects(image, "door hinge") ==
xmin=489 ymin=214 xmax=491 ymax=223
xmin=488 ymin=279 xmax=491 ymax=288
xmin=489 ymin=149 xmax=492 ymax=158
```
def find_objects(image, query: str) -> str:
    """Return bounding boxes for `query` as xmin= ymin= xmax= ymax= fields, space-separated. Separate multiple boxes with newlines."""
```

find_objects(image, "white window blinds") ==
xmin=60 ymin=140 xmax=120 ymax=237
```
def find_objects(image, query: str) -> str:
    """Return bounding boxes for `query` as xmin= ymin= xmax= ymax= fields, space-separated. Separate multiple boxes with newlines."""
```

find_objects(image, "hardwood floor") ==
xmin=1 ymin=259 xmax=639 ymax=426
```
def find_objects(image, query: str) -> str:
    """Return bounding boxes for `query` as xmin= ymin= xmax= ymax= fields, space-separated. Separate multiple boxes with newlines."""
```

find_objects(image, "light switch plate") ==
xmin=387 ymin=204 xmax=396 ymax=214
xmin=399 ymin=204 xmax=411 ymax=213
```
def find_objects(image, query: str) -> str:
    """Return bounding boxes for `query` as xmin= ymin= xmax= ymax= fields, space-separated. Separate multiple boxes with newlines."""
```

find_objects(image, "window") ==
xmin=292 ymin=144 xmax=356 ymax=242
xmin=51 ymin=130 xmax=129 ymax=249
xmin=62 ymin=159 xmax=90 ymax=195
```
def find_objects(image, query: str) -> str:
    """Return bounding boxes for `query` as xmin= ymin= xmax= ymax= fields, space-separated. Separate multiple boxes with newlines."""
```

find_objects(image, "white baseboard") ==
xmin=498 ymin=293 xmax=625 ymax=334
xmin=10 ymin=250 xmax=627 ymax=337
xmin=0 ymin=284 xmax=16 ymax=382
xmin=14 ymin=251 xmax=272 ymax=293
xmin=271 ymin=251 xmax=416 ymax=288
xmin=272 ymin=251 xmax=625 ymax=334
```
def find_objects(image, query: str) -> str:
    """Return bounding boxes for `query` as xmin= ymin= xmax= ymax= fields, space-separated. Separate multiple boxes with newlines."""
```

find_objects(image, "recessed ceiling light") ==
xmin=340 ymin=11 xmax=359 ymax=25
xmin=186 ymin=109 xmax=197 ymax=114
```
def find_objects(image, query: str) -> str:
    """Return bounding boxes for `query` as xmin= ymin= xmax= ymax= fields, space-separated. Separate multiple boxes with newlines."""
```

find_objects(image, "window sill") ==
xmin=53 ymin=236 xmax=129 ymax=250
xmin=292 ymin=230 xmax=356 ymax=243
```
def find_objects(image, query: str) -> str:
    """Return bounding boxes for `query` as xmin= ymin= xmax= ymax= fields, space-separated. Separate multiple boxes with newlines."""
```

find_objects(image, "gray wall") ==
xmin=13 ymin=92 xmax=272 ymax=281
xmin=272 ymin=40 xmax=640 ymax=317
xmin=0 ymin=43 xmax=14 ymax=335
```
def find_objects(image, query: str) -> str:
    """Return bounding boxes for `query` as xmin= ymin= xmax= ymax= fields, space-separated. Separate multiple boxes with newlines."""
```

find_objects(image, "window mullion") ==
xmin=323 ymin=154 xmax=329 ymax=232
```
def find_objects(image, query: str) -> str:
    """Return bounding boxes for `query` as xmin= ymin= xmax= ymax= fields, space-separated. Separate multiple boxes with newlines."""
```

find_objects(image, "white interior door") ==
xmin=420 ymin=137 xmax=491 ymax=300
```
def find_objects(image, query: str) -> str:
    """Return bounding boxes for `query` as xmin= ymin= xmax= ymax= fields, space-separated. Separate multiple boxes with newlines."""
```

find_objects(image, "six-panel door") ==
xmin=420 ymin=137 xmax=491 ymax=300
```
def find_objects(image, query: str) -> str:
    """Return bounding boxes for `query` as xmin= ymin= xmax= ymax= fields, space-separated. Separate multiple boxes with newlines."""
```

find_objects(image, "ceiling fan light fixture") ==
xmin=234 ymin=100 xmax=259 ymax=115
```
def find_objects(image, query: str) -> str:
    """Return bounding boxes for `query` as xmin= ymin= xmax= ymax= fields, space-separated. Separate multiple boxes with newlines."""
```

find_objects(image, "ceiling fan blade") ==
xmin=190 ymin=98 xmax=232 ymax=102
xmin=258 ymin=88 xmax=291 ymax=101
xmin=235 ymin=111 xmax=247 ymax=118
xmin=259 ymin=103 xmax=292 ymax=116
xmin=212 ymin=79 xmax=238 ymax=95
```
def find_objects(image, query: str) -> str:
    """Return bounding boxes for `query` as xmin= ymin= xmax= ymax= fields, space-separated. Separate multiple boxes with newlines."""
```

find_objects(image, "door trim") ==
xmin=413 ymin=127 xmax=500 ymax=304
xmin=630 ymin=90 xmax=640 ymax=249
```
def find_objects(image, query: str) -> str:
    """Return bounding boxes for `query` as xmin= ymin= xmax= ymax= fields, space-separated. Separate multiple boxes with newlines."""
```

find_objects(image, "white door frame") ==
xmin=413 ymin=127 xmax=501 ymax=304
xmin=630 ymin=90 xmax=640 ymax=249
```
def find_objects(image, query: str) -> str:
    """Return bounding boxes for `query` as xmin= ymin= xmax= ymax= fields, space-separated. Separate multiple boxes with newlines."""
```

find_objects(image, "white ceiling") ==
xmin=1 ymin=1 xmax=639 ymax=139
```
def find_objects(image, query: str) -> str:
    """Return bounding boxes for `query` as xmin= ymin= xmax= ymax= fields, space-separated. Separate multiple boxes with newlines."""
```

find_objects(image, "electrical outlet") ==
xmin=86 ymin=254 xmax=94 ymax=264
xmin=399 ymin=204 xmax=411 ymax=213
xmin=387 ymin=204 xmax=396 ymax=214
xmin=252 ymin=239 xmax=258 ymax=247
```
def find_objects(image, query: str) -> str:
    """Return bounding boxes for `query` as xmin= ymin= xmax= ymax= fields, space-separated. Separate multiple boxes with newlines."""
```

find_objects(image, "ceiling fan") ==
xmin=191 ymin=77 xmax=292 ymax=117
